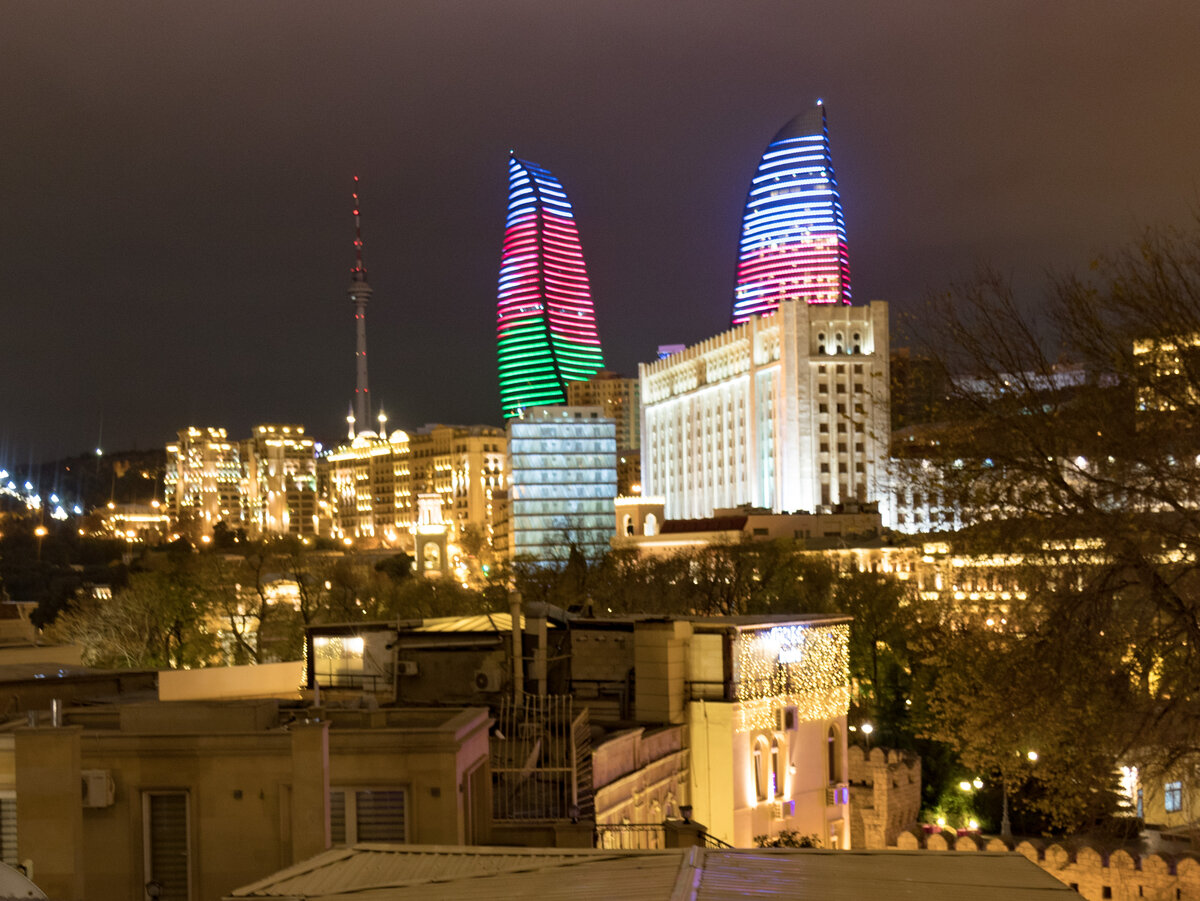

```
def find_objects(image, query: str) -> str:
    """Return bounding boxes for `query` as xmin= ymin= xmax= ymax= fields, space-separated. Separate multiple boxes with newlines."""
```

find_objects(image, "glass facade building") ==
xmin=507 ymin=406 xmax=617 ymax=566
xmin=496 ymin=156 xmax=606 ymax=419
xmin=732 ymin=104 xmax=852 ymax=325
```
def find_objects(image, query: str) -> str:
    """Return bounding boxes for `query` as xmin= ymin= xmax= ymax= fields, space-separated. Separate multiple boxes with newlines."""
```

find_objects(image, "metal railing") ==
xmin=312 ymin=672 xmax=390 ymax=692
xmin=595 ymin=823 xmax=665 ymax=850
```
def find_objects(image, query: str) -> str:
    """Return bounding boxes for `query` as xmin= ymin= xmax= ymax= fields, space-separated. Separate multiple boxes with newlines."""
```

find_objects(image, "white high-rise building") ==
xmin=640 ymin=300 xmax=890 ymax=521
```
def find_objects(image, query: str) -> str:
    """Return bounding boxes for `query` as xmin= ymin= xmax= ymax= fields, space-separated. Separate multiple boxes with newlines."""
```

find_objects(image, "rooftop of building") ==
xmin=227 ymin=843 xmax=1076 ymax=900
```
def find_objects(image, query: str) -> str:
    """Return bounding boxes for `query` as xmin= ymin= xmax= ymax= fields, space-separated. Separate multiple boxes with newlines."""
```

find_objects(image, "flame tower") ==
xmin=731 ymin=103 xmax=852 ymax=325
xmin=496 ymin=155 xmax=605 ymax=419
xmin=348 ymin=175 xmax=372 ymax=432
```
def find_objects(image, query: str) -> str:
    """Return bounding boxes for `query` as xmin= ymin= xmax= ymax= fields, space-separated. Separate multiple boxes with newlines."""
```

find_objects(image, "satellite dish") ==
xmin=0 ymin=861 xmax=46 ymax=899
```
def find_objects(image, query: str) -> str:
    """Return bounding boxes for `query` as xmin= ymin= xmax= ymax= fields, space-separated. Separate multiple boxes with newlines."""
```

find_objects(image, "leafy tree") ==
xmin=905 ymin=224 xmax=1200 ymax=823
xmin=374 ymin=552 xmax=414 ymax=584
xmin=49 ymin=552 xmax=218 ymax=668
xmin=833 ymin=569 xmax=917 ymax=746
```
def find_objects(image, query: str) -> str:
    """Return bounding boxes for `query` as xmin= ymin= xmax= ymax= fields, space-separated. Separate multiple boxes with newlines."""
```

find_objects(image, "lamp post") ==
xmin=861 ymin=722 xmax=874 ymax=750
xmin=1000 ymin=750 xmax=1038 ymax=838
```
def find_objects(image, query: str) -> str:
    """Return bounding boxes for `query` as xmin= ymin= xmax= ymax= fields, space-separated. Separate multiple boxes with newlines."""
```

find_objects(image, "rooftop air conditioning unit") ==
xmin=81 ymin=769 xmax=115 ymax=808
xmin=396 ymin=660 xmax=419 ymax=677
xmin=474 ymin=663 xmax=503 ymax=692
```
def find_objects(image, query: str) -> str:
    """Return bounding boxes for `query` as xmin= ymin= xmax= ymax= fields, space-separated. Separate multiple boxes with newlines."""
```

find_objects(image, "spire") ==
xmin=351 ymin=174 xmax=367 ymax=284
xmin=348 ymin=175 xmax=373 ymax=430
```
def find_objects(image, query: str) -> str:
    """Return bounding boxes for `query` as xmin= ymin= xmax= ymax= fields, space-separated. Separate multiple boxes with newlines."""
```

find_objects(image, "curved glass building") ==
xmin=731 ymin=104 xmax=852 ymax=325
xmin=497 ymin=155 xmax=606 ymax=419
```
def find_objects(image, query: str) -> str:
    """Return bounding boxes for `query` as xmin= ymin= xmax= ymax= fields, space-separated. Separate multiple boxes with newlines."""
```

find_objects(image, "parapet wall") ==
xmin=895 ymin=829 xmax=1200 ymax=901
xmin=847 ymin=745 xmax=921 ymax=849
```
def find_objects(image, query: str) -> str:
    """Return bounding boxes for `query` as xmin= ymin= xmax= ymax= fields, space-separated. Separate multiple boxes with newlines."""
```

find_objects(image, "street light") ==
xmin=861 ymin=722 xmax=874 ymax=749
xmin=1001 ymin=749 xmax=1039 ymax=838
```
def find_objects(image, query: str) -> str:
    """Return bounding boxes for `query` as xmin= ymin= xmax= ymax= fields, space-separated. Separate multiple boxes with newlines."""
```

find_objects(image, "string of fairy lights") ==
xmin=734 ymin=622 xmax=850 ymax=732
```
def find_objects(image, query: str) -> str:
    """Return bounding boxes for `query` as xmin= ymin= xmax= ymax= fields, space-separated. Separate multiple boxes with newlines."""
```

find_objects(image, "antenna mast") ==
xmin=348 ymin=175 xmax=373 ymax=432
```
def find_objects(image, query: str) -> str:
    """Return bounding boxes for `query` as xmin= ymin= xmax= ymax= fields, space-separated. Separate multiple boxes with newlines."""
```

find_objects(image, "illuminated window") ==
xmin=771 ymin=738 xmax=783 ymax=798
xmin=1165 ymin=781 xmax=1183 ymax=812
xmin=827 ymin=726 xmax=842 ymax=783
xmin=753 ymin=736 xmax=770 ymax=802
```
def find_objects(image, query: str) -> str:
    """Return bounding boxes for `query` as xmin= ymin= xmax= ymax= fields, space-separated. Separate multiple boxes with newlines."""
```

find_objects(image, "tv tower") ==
xmin=348 ymin=175 xmax=372 ymax=433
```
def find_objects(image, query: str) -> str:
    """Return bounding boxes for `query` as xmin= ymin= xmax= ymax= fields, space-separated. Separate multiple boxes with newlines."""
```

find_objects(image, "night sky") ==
xmin=3 ymin=2 xmax=1198 ymax=462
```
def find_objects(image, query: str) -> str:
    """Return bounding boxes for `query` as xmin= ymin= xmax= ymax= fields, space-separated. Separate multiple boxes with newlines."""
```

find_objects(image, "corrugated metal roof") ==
xmin=415 ymin=614 xmax=553 ymax=633
xmin=228 ymin=845 xmax=1076 ymax=901
xmin=695 ymin=850 xmax=1075 ymax=900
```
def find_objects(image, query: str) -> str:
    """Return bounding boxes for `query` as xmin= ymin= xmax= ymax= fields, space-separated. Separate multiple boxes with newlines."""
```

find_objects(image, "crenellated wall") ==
xmin=847 ymin=745 xmax=921 ymax=849
xmin=895 ymin=828 xmax=1200 ymax=900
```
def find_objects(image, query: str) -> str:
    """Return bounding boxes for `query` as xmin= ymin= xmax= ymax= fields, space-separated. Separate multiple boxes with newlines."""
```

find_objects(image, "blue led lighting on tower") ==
xmin=732 ymin=103 xmax=852 ymax=325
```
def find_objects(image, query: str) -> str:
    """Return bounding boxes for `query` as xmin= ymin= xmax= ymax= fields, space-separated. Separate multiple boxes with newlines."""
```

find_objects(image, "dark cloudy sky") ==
xmin=3 ymin=1 xmax=1198 ymax=461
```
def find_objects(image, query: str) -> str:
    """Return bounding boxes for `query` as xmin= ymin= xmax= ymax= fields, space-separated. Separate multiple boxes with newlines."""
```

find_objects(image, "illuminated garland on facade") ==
xmin=732 ymin=103 xmax=852 ymax=325
xmin=497 ymin=156 xmax=606 ymax=419
xmin=734 ymin=622 xmax=850 ymax=733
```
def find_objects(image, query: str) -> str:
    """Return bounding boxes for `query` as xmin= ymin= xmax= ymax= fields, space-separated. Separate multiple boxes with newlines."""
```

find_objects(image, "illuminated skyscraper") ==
xmin=731 ymin=103 xmax=852 ymax=325
xmin=496 ymin=155 xmax=605 ymax=419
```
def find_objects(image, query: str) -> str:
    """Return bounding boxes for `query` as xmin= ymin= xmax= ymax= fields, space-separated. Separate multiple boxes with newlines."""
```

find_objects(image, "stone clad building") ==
xmin=639 ymin=300 xmax=889 ymax=521
xmin=7 ymin=700 xmax=490 ymax=901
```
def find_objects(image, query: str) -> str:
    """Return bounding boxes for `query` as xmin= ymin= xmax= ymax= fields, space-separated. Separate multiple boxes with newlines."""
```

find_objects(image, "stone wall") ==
xmin=895 ymin=829 xmax=1200 ymax=901
xmin=593 ymin=725 xmax=689 ymax=826
xmin=847 ymin=746 xmax=921 ymax=849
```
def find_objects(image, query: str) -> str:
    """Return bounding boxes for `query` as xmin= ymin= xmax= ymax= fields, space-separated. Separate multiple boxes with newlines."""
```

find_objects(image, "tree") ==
xmin=906 ymin=223 xmax=1200 ymax=818
xmin=374 ymin=552 xmax=414 ymax=584
xmin=833 ymin=569 xmax=917 ymax=746
xmin=49 ymin=552 xmax=218 ymax=669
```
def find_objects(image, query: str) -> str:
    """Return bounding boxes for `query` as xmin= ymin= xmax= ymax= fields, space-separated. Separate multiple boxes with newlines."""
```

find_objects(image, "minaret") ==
xmin=349 ymin=175 xmax=372 ymax=433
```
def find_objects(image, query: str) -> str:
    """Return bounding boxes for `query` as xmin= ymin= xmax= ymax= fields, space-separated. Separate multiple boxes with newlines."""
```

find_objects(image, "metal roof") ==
xmin=227 ymin=845 xmax=1076 ymax=901
xmin=414 ymin=613 xmax=553 ymax=632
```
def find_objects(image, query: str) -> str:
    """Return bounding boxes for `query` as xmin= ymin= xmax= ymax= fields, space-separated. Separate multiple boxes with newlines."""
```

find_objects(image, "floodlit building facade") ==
xmin=408 ymin=425 xmax=506 ymax=549
xmin=570 ymin=614 xmax=852 ymax=848
xmin=507 ymin=406 xmax=617 ymax=565
xmin=165 ymin=427 xmax=242 ymax=537
xmin=240 ymin=424 xmax=318 ymax=537
xmin=496 ymin=156 xmax=606 ymax=419
xmin=166 ymin=425 xmax=321 ymax=539
xmin=321 ymin=425 xmax=505 ymax=553
xmin=640 ymin=299 xmax=890 ymax=521
xmin=323 ymin=428 xmax=413 ymax=544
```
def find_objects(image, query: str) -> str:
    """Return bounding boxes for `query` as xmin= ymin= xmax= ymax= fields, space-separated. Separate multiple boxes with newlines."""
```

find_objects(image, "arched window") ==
xmin=753 ymin=736 xmax=770 ymax=801
xmin=623 ymin=513 xmax=634 ymax=536
xmin=827 ymin=725 xmax=842 ymax=784
xmin=644 ymin=513 xmax=658 ymax=537
xmin=771 ymin=737 xmax=783 ymax=797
